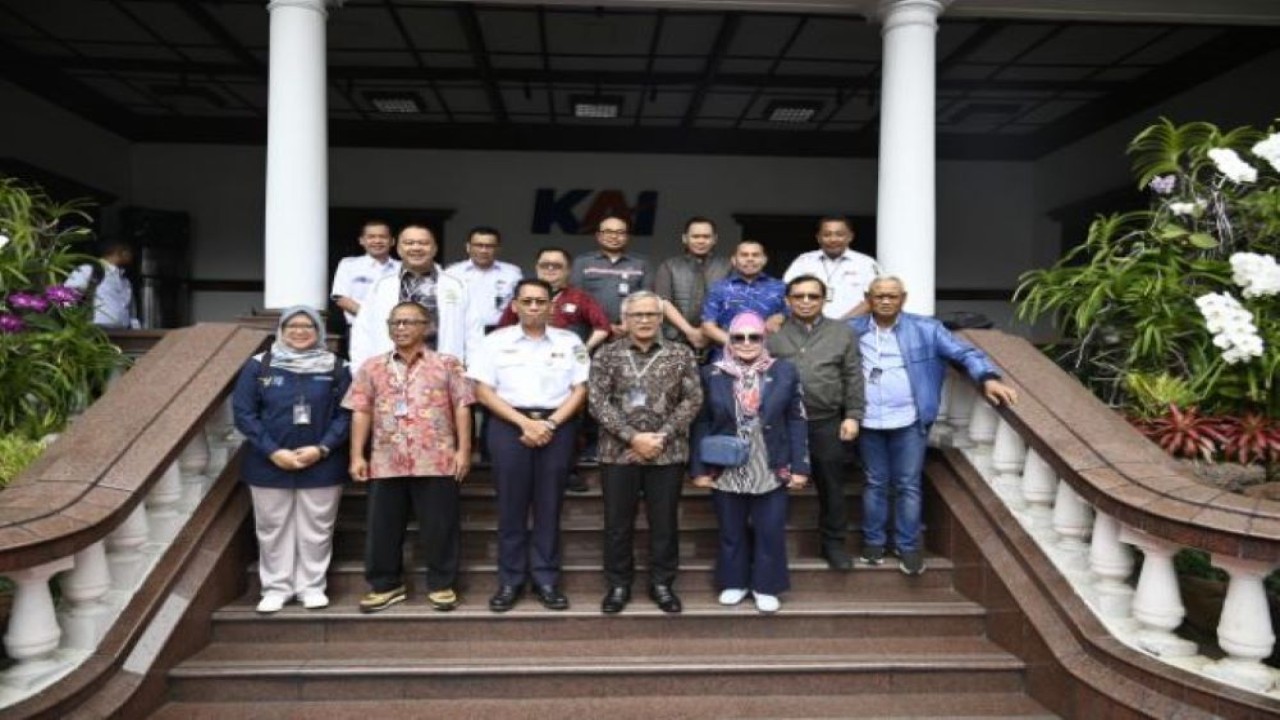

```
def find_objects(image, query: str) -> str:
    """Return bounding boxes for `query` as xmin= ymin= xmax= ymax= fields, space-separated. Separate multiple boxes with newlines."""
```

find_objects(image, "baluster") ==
xmin=928 ymin=375 xmax=953 ymax=447
xmin=1 ymin=557 xmax=75 ymax=689
xmin=1119 ymin=528 xmax=1198 ymax=659
xmin=1088 ymin=513 xmax=1135 ymax=627
xmin=1020 ymin=449 xmax=1058 ymax=538
xmin=945 ymin=379 xmax=976 ymax=450
xmin=1203 ymin=555 xmax=1280 ymax=692
xmin=178 ymin=431 xmax=212 ymax=511
xmin=990 ymin=419 xmax=1028 ymax=510
xmin=965 ymin=401 xmax=999 ymax=479
xmin=145 ymin=461 xmax=185 ymax=544
xmin=204 ymin=400 xmax=236 ymax=477
xmin=106 ymin=503 xmax=151 ymax=592
xmin=1050 ymin=481 xmax=1093 ymax=578
xmin=58 ymin=541 xmax=113 ymax=650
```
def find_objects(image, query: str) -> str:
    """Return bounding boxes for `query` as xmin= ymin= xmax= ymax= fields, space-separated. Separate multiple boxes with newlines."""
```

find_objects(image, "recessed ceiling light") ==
xmin=764 ymin=100 xmax=821 ymax=124
xmin=571 ymin=95 xmax=622 ymax=119
xmin=364 ymin=91 xmax=423 ymax=114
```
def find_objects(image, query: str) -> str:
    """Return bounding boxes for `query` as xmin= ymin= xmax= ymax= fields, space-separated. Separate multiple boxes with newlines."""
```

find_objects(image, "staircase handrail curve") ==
xmin=0 ymin=323 xmax=267 ymax=571
xmin=958 ymin=329 xmax=1280 ymax=560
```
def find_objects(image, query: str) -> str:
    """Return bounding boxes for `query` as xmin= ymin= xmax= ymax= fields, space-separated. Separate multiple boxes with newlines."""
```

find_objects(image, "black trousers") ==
xmin=808 ymin=417 xmax=851 ymax=549
xmin=489 ymin=416 xmax=579 ymax=588
xmin=601 ymin=463 xmax=683 ymax=588
xmin=365 ymin=476 xmax=459 ymax=593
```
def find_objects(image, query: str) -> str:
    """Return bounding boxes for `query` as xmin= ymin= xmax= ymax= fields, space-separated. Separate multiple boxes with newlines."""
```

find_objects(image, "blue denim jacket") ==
xmin=848 ymin=313 xmax=1000 ymax=427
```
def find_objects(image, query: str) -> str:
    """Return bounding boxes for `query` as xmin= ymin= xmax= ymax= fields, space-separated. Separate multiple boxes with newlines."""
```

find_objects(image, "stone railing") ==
xmin=938 ymin=329 xmax=1280 ymax=700
xmin=0 ymin=323 xmax=267 ymax=709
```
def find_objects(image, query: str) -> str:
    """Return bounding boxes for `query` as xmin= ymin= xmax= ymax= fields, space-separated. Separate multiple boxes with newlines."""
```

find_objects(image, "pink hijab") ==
xmin=714 ymin=312 xmax=774 ymax=416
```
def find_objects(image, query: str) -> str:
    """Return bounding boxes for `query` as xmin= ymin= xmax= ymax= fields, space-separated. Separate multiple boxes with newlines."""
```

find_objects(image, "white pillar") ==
xmin=1120 ymin=528 xmax=1197 ymax=658
xmin=1088 ymin=513 xmax=1135 ymax=624
xmin=944 ymin=378 xmax=975 ymax=449
xmin=1019 ymin=448 xmax=1058 ymax=539
xmin=2 ymin=557 xmax=75 ymax=688
xmin=179 ymin=431 xmax=212 ymax=511
xmin=1050 ymin=481 xmax=1092 ymax=576
xmin=58 ymin=541 xmax=113 ymax=650
xmin=875 ymin=0 xmax=949 ymax=314
xmin=990 ymin=418 xmax=1028 ymax=510
xmin=965 ymin=401 xmax=999 ymax=478
xmin=264 ymin=0 xmax=332 ymax=310
xmin=146 ymin=461 xmax=185 ymax=544
xmin=928 ymin=375 xmax=952 ymax=447
xmin=1203 ymin=555 xmax=1279 ymax=692
xmin=106 ymin=504 xmax=152 ymax=592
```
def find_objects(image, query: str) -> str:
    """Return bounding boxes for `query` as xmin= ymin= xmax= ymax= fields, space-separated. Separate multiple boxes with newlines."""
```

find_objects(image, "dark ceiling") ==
xmin=0 ymin=0 xmax=1276 ymax=159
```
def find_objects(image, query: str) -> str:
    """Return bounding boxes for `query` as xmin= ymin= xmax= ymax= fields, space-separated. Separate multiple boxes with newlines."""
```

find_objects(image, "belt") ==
xmin=514 ymin=407 xmax=555 ymax=420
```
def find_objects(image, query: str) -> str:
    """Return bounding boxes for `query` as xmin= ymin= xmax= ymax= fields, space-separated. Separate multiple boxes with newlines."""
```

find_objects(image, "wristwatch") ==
xmin=317 ymin=444 xmax=331 ymax=458
xmin=542 ymin=418 xmax=558 ymax=431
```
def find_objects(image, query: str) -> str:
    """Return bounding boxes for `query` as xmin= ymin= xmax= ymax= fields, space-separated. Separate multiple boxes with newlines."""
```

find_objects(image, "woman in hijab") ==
xmin=691 ymin=311 xmax=810 ymax=613
xmin=232 ymin=306 xmax=352 ymax=613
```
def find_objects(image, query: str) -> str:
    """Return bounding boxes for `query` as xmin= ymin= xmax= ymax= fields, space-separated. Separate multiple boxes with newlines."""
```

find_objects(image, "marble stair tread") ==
xmin=175 ymin=634 xmax=1023 ymax=673
xmin=149 ymin=691 xmax=1057 ymax=719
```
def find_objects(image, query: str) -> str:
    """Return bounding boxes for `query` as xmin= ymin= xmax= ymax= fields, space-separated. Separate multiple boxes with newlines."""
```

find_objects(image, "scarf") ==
xmin=713 ymin=311 xmax=774 ymax=417
xmin=267 ymin=306 xmax=336 ymax=374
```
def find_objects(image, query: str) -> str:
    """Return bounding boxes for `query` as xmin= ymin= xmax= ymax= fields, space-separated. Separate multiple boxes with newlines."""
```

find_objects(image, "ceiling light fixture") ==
xmin=764 ymin=100 xmax=822 ymax=124
xmin=571 ymin=95 xmax=622 ymax=119
xmin=364 ymin=91 xmax=424 ymax=114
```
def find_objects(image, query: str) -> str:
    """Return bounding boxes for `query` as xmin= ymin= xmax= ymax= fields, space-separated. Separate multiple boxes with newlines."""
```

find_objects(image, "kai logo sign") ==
xmin=531 ymin=189 xmax=657 ymax=236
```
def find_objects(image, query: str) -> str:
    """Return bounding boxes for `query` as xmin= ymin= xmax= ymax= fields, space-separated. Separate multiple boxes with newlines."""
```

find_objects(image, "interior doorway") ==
xmin=732 ymin=213 xmax=878 ymax=278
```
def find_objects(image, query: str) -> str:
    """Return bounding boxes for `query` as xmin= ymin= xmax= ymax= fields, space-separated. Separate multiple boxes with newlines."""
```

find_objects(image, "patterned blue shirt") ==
xmin=700 ymin=271 xmax=787 ymax=329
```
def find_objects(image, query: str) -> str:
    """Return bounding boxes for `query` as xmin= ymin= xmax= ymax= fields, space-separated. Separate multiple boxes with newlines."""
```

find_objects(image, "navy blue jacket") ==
xmin=690 ymin=359 xmax=811 ymax=478
xmin=231 ymin=356 xmax=352 ymax=489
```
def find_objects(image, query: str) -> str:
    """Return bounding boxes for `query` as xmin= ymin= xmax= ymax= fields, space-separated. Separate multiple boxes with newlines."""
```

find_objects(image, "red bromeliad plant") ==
xmin=1133 ymin=404 xmax=1229 ymax=461
xmin=1220 ymin=413 xmax=1280 ymax=465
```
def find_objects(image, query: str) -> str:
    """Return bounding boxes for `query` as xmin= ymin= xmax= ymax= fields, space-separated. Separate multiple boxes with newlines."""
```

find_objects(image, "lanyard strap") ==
xmin=626 ymin=346 xmax=664 ymax=381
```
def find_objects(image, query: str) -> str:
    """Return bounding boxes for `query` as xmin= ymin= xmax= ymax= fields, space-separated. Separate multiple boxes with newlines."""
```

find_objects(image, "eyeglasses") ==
xmin=283 ymin=323 xmax=316 ymax=331
xmin=536 ymin=261 xmax=566 ymax=270
xmin=626 ymin=311 xmax=661 ymax=320
xmin=386 ymin=319 xmax=429 ymax=328
xmin=598 ymin=228 xmax=628 ymax=237
xmin=789 ymin=292 xmax=823 ymax=301
xmin=469 ymin=242 xmax=498 ymax=249
xmin=517 ymin=297 xmax=550 ymax=306
xmin=870 ymin=293 xmax=903 ymax=301
xmin=729 ymin=333 xmax=763 ymax=345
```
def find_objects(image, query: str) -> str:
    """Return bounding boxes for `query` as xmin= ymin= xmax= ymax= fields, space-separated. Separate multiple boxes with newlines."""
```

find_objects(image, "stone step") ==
xmin=212 ymin=585 xmax=986 ymax=644
xmin=248 ymin=554 xmax=956 ymax=597
xmin=151 ymin=692 xmax=1057 ymax=720
xmin=167 ymin=635 xmax=1027 ymax=703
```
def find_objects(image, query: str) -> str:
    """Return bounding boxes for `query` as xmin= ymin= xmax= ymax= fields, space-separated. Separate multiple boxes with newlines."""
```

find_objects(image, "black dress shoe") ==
xmin=534 ymin=584 xmax=570 ymax=611
xmin=649 ymin=584 xmax=683 ymax=614
xmin=601 ymin=586 xmax=631 ymax=614
xmin=489 ymin=585 xmax=522 ymax=613
xmin=821 ymin=545 xmax=854 ymax=571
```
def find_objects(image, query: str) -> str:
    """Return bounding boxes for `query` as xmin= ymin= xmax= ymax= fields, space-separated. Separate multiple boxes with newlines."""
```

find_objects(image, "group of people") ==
xmin=230 ymin=213 xmax=1018 ymax=618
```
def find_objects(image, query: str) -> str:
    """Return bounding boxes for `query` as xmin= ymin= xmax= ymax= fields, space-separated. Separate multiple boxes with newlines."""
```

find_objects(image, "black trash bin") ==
xmin=937 ymin=311 xmax=994 ymax=331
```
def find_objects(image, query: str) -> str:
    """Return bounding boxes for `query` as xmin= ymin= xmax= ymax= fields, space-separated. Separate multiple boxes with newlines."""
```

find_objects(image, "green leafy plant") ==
xmin=0 ymin=175 xmax=124 ymax=439
xmin=0 ymin=435 xmax=44 ymax=488
xmin=1017 ymin=118 xmax=1280 ymax=426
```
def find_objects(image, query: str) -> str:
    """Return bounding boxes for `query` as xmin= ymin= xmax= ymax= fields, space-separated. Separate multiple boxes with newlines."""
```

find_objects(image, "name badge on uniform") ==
xmin=394 ymin=398 xmax=410 ymax=417
xmin=627 ymin=387 xmax=648 ymax=408
xmin=617 ymin=282 xmax=629 ymax=296
xmin=825 ymin=286 xmax=835 ymax=302
xmin=563 ymin=303 xmax=576 ymax=314
xmin=293 ymin=397 xmax=312 ymax=425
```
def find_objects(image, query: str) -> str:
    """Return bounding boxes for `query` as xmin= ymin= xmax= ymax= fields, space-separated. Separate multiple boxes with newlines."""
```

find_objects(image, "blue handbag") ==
xmin=699 ymin=435 xmax=750 ymax=468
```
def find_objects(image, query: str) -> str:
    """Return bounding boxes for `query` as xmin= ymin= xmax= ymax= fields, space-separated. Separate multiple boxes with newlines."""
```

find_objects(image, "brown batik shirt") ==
xmin=587 ymin=337 xmax=702 ymax=465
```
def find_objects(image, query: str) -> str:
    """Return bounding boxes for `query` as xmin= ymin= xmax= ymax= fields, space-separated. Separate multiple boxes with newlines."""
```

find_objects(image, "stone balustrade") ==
xmin=938 ymin=356 xmax=1280 ymax=698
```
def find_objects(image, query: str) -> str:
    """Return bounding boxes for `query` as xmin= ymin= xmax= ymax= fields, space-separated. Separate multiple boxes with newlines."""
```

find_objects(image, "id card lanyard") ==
xmin=387 ymin=353 xmax=425 ymax=418
xmin=625 ymin=346 xmax=664 ymax=408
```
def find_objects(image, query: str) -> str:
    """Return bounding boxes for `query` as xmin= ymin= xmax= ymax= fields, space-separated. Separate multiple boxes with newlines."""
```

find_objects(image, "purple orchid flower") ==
xmin=1148 ymin=175 xmax=1176 ymax=195
xmin=44 ymin=285 xmax=81 ymax=307
xmin=7 ymin=292 xmax=49 ymax=313
xmin=0 ymin=313 xmax=25 ymax=334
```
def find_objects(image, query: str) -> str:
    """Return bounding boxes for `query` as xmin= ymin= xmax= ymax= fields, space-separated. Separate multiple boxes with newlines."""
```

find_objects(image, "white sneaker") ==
xmin=300 ymin=591 xmax=329 ymax=610
xmin=718 ymin=588 xmax=749 ymax=606
xmin=753 ymin=591 xmax=780 ymax=613
xmin=255 ymin=593 xmax=289 ymax=614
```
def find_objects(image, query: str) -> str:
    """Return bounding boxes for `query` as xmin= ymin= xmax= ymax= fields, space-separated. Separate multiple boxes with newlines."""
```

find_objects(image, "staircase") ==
xmin=150 ymin=465 xmax=1056 ymax=719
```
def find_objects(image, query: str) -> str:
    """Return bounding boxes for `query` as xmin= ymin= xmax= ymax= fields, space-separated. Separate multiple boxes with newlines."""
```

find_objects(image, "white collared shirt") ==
xmin=330 ymin=254 xmax=402 ymax=323
xmin=467 ymin=325 xmax=589 ymax=408
xmin=348 ymin=267 xmax=482 ymax=372
xmin=446 ymin=259 xmax=523 ymax=327
xmin=783 ymin=249 xmax=881 ymax=319
xmin=65 ymin=262 xmax=138 ymax=328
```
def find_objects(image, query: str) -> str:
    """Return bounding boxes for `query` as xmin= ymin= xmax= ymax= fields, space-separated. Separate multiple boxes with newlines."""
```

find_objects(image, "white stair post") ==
xmin=1088 ymin=513 xmax=1135 ymax=626
xmin=990 ymin=418 xmax=1028 ymax=510
xmin=1 ymin=557 xmax=75 ymax=689
xmin=57 ymin=541 xmax=113 ymax=650
xmin=944 ymin=377 xmax=975 ymax=449
xmin=1020 ymin=448 xmax=1058 ymax=538
xmin=105 ymin=503 xmax=152 ymax=592
xmin=145 ymin=461 xmax=185 ymax=544
xmin=1203 ymin=555 xmax=1280 ymax=692
xmin=965 ymin=401 xmax=999 ymax=479
xmin=178 ymin=431 xmax=212 ymax=511
xmin=1120 ymin=528 xmax=1198 ymax=658
xmin=1050 ymin=481 xmax=1093 ymax=578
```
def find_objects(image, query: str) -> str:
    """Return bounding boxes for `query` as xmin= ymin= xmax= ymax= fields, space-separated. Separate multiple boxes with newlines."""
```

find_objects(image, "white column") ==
xmin=1050 ymin=481 xmax=1093 ymax=577
xmin=2 ymin=557 xmax=75 ymax=689
xmin=1088 ymin=513 xmax=1135 ymax=624
xmin=179 ymin=431 xmax=212 ymax=511
xmin=990 ymin=418 xmax=1028 ymax=510
xmin=106 ymin=504 xmax=152 ymax=592
xmin=965 ymin=401 xmax=999 ymax=478
xmin=1019 ymin=448 xmax=1058 ymax=538
xmin=944 ymin=377 xmax=975 ymax=449
xmin=1204 ymin=555 xmax=1279 ymax=692
xmin=145 ymin=461 xmax=185 ymax=544
xmin=1120 ymin=528 xmax=1197 ymax=658
xmin=928 ymin=375 xmax=952 ymax=446
xmin=875 ymin=0 xmax=949 ymax=314
xmin=264 ymin=0 xmax=332 ymax=310
xmin=58 ymin=541 xmax=113 ymax=650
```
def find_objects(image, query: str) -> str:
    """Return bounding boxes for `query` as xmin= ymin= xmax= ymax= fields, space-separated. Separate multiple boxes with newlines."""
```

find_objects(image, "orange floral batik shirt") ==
xmin=342 ymin=346 xmax=475 ymax=479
